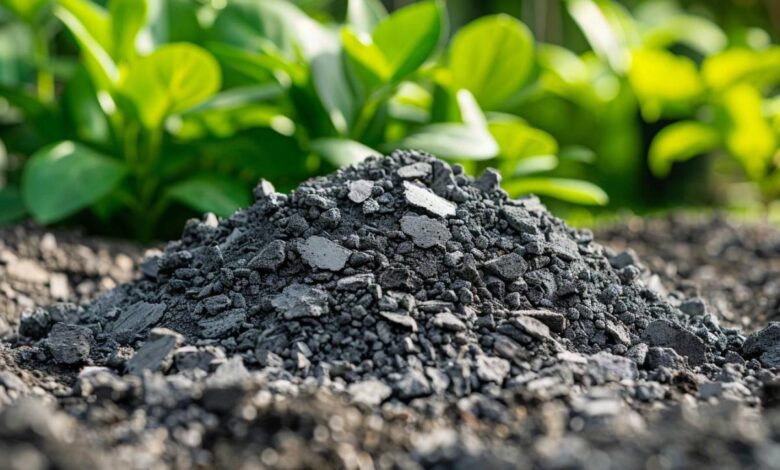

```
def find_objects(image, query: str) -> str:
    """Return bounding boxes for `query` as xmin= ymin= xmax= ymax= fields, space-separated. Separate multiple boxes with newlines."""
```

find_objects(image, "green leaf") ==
xmin=346 ymin=0 xmax=387 ymax=35
xmin=57 ymin=0 xmax=112 ymax=50
xmin=0 ymin=187 xmax=27 ymax=224
xmin=395 ymin=123 xmax=499 ymax=160
xmin=0 ymin=22 xmax=35 ymax=87
xmin=648 ymin=121 xmax=720 ymax=178
xmin=718 ymin=84 xmax=777 ymax=181
xmin=628 ymin=48 xmax=703 ymax=121
xmin=166 ymin=177 xmax=250 ymax=218
xmin=372 ymin=0 xmax=442 ymax=81
xmin=62 ymin=66 xmax=110 ymax=144
xmin=503 ymin=177 xmax=609 ymax=205
xmin=489 ymin=120 xmax=558 ymax=162
xmin=311 ymin=138 xmax=380 ymax=167
xmin=565 ymin=0 xmax=638 ymax=72
xmin=449 ymin=14 xmax=534 ymax=111
xmin=109 ymin=0 xmax=147 ymax=62
xmin=22 ymin=141 xmax=127 ymax=223
xmin=55 ymin=3 xmax=118 ymax=87
xmin=702 ymin=47 xmax=780 ymax=91
xmin=456 ymin=89 xmax=488 ymax=129
xmin=0 ymin=0 xmax=49 ymax=23
xmin=513 ymin=155 xmax=559 ymax=176
xmin=341 ymin=27 xmax=391 ymax=93
xmin=559 ymin=145 xmax=596 ymax=163
xmin=120 ymin=43 xmax=221 ymax=129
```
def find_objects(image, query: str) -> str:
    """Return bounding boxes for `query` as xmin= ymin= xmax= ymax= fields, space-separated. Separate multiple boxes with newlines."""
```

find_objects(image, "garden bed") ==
xmin=0 ymin=158 xmax=779 ymax=469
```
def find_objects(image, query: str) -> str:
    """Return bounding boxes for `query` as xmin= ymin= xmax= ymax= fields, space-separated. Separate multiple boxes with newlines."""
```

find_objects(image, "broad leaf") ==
xmin=120 ymin=43 xmax=221 ymax=129
xmin=489 ymin=120 xmax=558 ymax=163
xmin=628 ymin=48 xmax=703 ymax=121
xmin=514 ymin=155 xmax=559 ymax=176
xmin=22 ymin=141 xmax=127 ymax=223
xmin=504 ymin=177 xmax=609 ymax=205
xmin=396 ymin=123 xmax=498 ymax=160
xmin=55 ymin=4 xmax=118 ymax=87
xmin=0 ymin=187 xmax=27 ymax=224
xmin=702 ymin=47 xmax=780 ymax=91
xmin=109 ymin=0 xmax=147 ymax=62
xmin=166 ymin=177 xmax=250 ymax=218
xmin=372 ymin=0 xmax=442 ymax=81
xmin=311 ymin=138 xmax=380 ymax=167
xmin=58 ymin=0 xmax=112 ymax=50
xmin=0 ymin=22 xmax=35 ymax=87
xmin=565 ymin=0 xmax=638 ymax=72
xmin=719 ymin=84 xmax=777 ymax=181
xmin=347 ymin=0 xmax=387 ymax=35
xmin=341 ymin=28 xmax=391 ymax=93
xmin=449 ymin=14 xmax=534 ymax=111
xmin=648 ymin=121 xmax=720 ymax=177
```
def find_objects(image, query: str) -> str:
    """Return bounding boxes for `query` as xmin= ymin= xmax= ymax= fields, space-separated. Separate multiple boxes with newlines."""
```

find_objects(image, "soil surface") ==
xmin=1 ymin=196 xmax=779 ymax=467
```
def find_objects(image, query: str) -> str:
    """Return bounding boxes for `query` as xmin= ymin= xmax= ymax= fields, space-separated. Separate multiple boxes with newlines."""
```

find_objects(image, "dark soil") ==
xmin=0 ymin=155 xmax=778 ymax=469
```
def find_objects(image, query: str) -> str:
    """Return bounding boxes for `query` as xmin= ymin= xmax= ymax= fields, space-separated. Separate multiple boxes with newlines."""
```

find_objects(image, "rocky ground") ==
xmin=0 ymin=157 xmax=779 ymax=469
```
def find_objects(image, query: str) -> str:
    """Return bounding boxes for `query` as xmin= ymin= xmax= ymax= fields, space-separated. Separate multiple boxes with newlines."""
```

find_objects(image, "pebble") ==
xmin=46 ymin=323 xmax=93 ymax=365
xmin=272 ymin=284 xmax=330 ymax=319
xmin=348 ymin=179 xmax=374 ymax=203
xmin=248 ymin=240 xmax=287 ymax=271
xmin=400 ymin=214 xmax=451 ymax=248
xmin=298 ymin=236 xmax=351 ymax=271
xmin=403 ymin=181 xmax=456 ymax=218
xmin=641 ymin=319 xmax=707 ymax=366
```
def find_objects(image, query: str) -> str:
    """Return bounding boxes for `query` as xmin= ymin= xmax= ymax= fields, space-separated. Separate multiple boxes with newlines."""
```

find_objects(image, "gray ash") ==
xmin=20 ymin=151 xmax=750 ymax=399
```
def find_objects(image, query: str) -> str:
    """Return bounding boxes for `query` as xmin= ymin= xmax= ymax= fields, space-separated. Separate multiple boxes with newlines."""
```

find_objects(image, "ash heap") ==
xmin=20 ymin=150 xmax=771 ymax=404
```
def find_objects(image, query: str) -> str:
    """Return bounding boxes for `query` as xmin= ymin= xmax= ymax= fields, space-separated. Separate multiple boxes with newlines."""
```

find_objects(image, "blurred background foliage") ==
xmin=0 ymin=0 xmax=778 ymax=240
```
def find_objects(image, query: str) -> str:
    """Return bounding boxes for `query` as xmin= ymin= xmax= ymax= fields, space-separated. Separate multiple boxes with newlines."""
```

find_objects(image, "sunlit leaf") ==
xmin=0 ymin=22 xmax=35 ymax=87
xmin=449 ymin=14 xmax=534 ymax=110
xmin=311 ymin=138 xmax=380 ymax=167
xmin=346 ymin=0 xmax=387 ymax=35
xmin=372 ymin=0 xmax=442 ymax=81
xmin=166 ymin=177 xmax=250 ymax=217
xmin=503 ymin=177 xmax=609 ymax=205
xmin=648 ymin=121 xmax=720 ymax=177
xmin=341 ymin=28 xmax=391 ymax=95
xmin=718 ymin=84 xmax=777 ymax=180
xmin=559 ymin=145 xmax=596 ymax=163
xmin=565 ymin=0 xmax=638 ymax=72
xmin=55 ymin=3 xmax=118 ymax=87
xmin=109 ymin=0 xmax=147 ymax=62
xmin=456 ymin=89 xmax=488 ymax=129
xmin=58 ymin=0 xmax=112 ymax=50
xmin=628 ymin=48 xmax=703 ymax=121
xmin=119 ymin=43 xmax=221 ymax=128
xmin=513 ymin=155 xmax=559 ymax=175
xmin=489 ymin=119 xmax=558 ymax=162
xmin=395 ymin=123 xmax=498 ymax=160
xmin=22 ymin=141 xmax=127 ymax=223
xmin=702 ymin=47 xmax=780 ymax=91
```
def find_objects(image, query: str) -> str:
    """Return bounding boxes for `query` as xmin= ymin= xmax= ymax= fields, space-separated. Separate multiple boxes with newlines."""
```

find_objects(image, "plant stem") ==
xmin=351 ymin=85 xmax=394 ymax=141
xmin=32 ymin=28 xmax=54 ymax=103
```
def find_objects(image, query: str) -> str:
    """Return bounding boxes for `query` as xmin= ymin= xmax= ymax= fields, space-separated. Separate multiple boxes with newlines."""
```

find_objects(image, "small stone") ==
xmin=587 ymin=352 xmax=638 ymax=383
xmin=641 ymin=319 xmax=706 ymax=366
xmin=679 ymin=298 xmax=706 ymax=316
xmin=110 ymin=302 xmax=166 ymax=339
xmin=379 ymin=312 xmax=418 ymax=332
xmin=760 ymin=348 xmax=780 ymax=369
xmin=248 ymin=240 xmax=287 ymax=271
xmin=348 ymin=179 xmax=374 ymax=203
xmin=605 ymin=320 xmax=631 ymax=345
xmin=608 ymin=249 xmax=639 ymax=269
xmin=484 ymin=253 xmax=528 ymax=280
xmin=336 ymin=274 xmax=375 ymax=291
xmin=475 ymin=356 xmax=510 ymax=383
xmin=474 ymin=168 xmax=501 ymax=193
xmin=272 ymin=284 xmax=330 ymax=319
xmin=397 ymin=162 xmax=432 ymax=179
xmin=126 ymin=328 xmax=183 ymax=375
xmin=197 ymin=308 xmax=246 ymax=339
xmin=433 ymin=312 xmax=466 ymax=332
xmin=743 ymin=322 xmax=780 ymax=356
xmin=395 ymin=369 xmax=432 ymax=399
xmin=348 ymin=379 xmax=392 ymax=406
xmin=517 ymin=310 xmax=567 ymax=333
xmin=403 ymin=181 xmax=456 ymax=218
xmin=174 ymin=346 xmax=223 ymax=371
xmin=298 ymin=236 xmax=351 ymax=271
xmin=46 ymin=323 xmax=93 ymax=365
xmin=400 ymin=214 xmax=451 ymax=248
xmin=501 ymin=206 xmax=539 ymax=234
xmin=508 ymin=315 xmax=553 ymax=342
xmin=7 ymin=258 xmax=49 ymax=284
xmin=646 ymin=347 xmax=686 ymax=370
xmin=204 ymin=294 xmax=231 ymax=315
